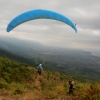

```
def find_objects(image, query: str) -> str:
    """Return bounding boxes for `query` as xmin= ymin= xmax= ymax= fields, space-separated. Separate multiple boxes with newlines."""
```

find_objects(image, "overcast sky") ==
xmin=0 ymin=0 xmax=100 ymax=53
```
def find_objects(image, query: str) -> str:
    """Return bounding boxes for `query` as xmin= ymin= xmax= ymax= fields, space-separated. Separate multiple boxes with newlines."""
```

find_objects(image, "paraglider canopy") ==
xmin=6 ymin=9 xmax=77 ymax=33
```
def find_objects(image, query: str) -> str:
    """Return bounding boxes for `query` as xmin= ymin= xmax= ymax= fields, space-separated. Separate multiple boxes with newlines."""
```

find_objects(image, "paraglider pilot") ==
xmin=68 ymin=80 xmax=74 ymax=95
xmin=37 ymin=64 xmax=43 ymax=75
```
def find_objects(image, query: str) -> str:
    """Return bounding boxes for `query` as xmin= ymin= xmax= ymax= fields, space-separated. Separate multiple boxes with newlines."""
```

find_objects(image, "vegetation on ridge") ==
xmin=0 ymin=56 xmax=100 ymax=100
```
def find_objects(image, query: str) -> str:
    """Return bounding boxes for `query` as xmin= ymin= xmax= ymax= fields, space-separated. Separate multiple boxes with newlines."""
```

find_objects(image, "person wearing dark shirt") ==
xmin=68 ymin=80 xmax=74 ymax=95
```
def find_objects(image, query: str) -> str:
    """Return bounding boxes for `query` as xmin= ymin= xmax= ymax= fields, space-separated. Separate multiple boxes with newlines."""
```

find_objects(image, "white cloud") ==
xmin=0 ymin=0 xmax=100 ymax=53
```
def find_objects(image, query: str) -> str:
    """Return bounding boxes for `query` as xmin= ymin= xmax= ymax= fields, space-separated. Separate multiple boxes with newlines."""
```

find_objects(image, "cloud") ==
xmin=0 ymin=0 xmax=100 ymax=52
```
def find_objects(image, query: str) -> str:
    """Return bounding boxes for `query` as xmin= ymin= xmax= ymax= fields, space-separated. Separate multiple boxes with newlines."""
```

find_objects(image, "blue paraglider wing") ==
xmin=6 ymin=9 xmax=77 ymax=33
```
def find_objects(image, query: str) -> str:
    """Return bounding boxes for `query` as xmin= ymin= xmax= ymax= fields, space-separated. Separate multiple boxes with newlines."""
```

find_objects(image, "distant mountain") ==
xmin=0 ymin=36 xmax=46 ymax=56
xmin=0 ymin=48 xmax=36 ymax=66
xmin=0 ymin=36 xmax=100 ymax=81
xmin=0 ymin=36 xmax=92 ymax=57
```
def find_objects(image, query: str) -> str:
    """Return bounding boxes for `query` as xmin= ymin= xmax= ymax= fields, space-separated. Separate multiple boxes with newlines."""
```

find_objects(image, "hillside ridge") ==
xmin=0 ymin=56 xmax=100 ymax=100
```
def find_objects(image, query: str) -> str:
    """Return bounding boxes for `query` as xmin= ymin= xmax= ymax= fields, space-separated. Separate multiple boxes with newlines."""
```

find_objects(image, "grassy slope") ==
xmin=0 ymin=56 xmax=100 ymax=100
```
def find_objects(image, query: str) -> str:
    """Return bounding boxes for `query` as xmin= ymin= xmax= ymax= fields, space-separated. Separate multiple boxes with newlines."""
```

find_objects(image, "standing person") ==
xmin=68 ymin=80 xmax=74 ymax=95
xmin=37 ymin=64 xmax=43 ymax=75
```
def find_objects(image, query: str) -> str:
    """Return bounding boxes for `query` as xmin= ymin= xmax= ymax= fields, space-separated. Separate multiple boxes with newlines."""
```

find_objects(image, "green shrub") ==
xmin=1 ymin=72 xmax=11 ymax=83
xmin=46 ymin=91 xmax=57 ymax=99
xmin=13 ymin=85 xmax=24 ymax=95
xmin=0 ymin=81 xmax=9 ymax=90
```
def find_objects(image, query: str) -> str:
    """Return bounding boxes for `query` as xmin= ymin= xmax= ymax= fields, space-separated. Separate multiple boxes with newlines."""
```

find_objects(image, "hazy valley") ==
xmin=0 ymin=36 xmax=100 ymax=81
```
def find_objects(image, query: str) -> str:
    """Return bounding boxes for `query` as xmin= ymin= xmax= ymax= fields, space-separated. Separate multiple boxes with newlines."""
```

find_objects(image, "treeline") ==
xmin=0 ymin=56 xmax=34 ymax=83
xmin=0 ymin=55 xmax=37 ymax=95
